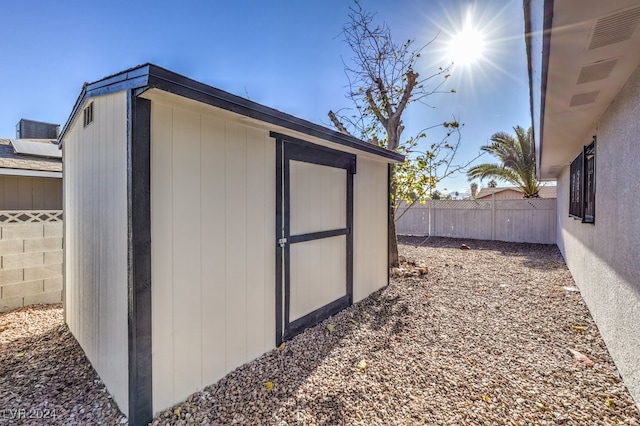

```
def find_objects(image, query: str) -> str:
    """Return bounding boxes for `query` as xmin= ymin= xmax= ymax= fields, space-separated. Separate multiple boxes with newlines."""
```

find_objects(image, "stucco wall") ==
xmin=556 ymin=64 xmax=640 ymax=408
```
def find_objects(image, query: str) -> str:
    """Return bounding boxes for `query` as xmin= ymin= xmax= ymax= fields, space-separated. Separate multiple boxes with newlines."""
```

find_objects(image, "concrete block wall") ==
xmin=0 ymin=222 xmax=63 ymax=312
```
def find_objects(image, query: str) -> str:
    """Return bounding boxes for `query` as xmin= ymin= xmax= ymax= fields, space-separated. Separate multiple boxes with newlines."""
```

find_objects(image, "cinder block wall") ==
xmin=0 ymin=222 xmax=63 ymax=312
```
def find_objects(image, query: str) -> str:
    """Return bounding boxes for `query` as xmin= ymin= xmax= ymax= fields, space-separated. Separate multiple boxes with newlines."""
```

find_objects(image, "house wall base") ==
xmin=555 ymin=63 xmax=640 ymax=410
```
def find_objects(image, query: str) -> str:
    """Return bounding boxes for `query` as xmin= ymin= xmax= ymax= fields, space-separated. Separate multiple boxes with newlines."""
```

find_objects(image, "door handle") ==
xmin=278 ymin=238 xmax=287 ymax=248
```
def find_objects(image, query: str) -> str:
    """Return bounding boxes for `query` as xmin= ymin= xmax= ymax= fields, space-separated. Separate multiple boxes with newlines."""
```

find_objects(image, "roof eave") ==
xmin=58 ymin=64 xmax=404 ymax=163
xmin=58 ymin=64 xmax=152 ymax=146
xmin=523 ymin=0 xmax=554 ymax=180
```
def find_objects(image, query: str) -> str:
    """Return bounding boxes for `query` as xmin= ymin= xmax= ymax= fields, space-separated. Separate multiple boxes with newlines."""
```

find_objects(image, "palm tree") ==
xmin=467 ymin=126 xmax=540 ymax=197
xmin=470 ymin=182 xmax=478 ymax=198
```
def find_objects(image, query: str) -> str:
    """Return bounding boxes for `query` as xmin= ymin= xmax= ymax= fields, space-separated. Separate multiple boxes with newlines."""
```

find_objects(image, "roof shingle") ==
xmin=0 ymin=139 xmax=62 ymax=173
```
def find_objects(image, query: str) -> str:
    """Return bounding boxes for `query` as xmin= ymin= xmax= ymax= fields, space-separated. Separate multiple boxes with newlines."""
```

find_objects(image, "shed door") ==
xmin=275 ymin=135 xmax=355 ymax=345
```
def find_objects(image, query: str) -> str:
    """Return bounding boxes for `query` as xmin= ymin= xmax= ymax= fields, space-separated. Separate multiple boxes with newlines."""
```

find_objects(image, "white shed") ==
xmin=59 ymin=64 xmax=403 ymax=425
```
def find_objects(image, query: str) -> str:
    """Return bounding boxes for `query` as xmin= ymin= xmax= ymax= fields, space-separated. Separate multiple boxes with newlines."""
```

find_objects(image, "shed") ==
xmin=59 ymin=64 xmax=403 ymax=425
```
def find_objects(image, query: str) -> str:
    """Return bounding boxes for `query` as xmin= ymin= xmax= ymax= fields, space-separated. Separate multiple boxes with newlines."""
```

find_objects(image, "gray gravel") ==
xmin=1 ymin=237 xmax=639 ymax=425
xmin=0 ymin=304 xmax=126 ymax=425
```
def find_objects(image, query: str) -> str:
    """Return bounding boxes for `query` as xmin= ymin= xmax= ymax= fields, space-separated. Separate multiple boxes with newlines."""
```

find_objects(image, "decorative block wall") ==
xmin=0 ymin=212 xmax=63 ymax=312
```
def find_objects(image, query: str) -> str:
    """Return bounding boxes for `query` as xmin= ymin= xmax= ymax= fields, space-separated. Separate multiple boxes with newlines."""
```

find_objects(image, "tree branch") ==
xmin=328 ymin=110 xmax=352 ymax=135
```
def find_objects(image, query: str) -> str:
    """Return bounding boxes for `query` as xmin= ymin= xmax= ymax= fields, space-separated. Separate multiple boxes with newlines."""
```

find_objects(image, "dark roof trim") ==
xmin=523 ymin=0 xmax=554 ymax=178
xmin=59 ymin=65 xmax=151 ymax=144
xmin=59 ymin=63 xmax=404 ymax=162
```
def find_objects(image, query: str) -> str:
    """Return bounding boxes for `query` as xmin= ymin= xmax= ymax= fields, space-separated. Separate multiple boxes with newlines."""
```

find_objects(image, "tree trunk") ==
xmin=388 ymin=163 xmax=399 ymax=267
xmin=388 ymin=206 xmax=399 ymax=267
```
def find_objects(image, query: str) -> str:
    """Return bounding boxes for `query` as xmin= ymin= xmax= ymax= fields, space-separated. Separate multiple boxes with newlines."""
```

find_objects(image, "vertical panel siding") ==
xmin=353 ymin=157 xmax=388 ymax=303
xmin=289 ymin=236 xmax=347 ymax=321
xmin=150 ymin=101 xmax=276 ymax=414
xmin=245 ymin=127 xmax=268 ymax=361
xmin=171 ymin=108 xmax=203 ymax=400
xmin=289 ymin=161 xmax=346 ymax=235
xmin=262 ymin=138 xmax=276 ymax=355
xmin=0 ymin=176 xmax=61 ymax=210
xmin=199 ymin=115 xmax=227 ymax=388
xmin=224 ymin=121 xmax=248 ymax=373
xmin=63 ymin=92 xmax=129 ymax=415
xmin=288 ymin=160 xmax=348 ymax=321
xmin=150 ymin=103 xmax=175 ymax=411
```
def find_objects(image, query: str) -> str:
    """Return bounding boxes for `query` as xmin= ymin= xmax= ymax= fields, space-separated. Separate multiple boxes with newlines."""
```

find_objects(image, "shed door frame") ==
xmin=273 ymin=132 xmax=356 ymax=346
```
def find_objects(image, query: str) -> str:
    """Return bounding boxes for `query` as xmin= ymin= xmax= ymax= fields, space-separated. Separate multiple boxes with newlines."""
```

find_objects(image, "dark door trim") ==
xmin=273 ymin=132 xmax=355 ymax=346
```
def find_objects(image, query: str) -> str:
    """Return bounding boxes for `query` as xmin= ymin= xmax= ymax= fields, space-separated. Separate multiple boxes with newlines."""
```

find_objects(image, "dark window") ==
xmin=83 ymin=102 xmax=94 ymax=128
xmin=569 ymin=150 xmax=582 ymax=218
xmin=569 ymin=137 xmax=596 ymax=223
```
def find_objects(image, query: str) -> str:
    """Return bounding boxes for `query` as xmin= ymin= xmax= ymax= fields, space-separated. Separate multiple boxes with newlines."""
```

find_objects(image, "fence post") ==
xmin=428 ymin=199 xmax=432 ymax=237
xmin=491 ymin=194 xmax=496 ymax=241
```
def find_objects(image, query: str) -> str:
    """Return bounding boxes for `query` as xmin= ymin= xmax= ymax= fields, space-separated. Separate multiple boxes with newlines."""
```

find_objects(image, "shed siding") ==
xmin=289 ymin=160 xmax=348 ymax=321
xmin=63 ymin=93 xmax=129 ymax=415
xmin=0 ymin=176 xmax=61 ymax=210
xmin=353 ymin=157 xmax=388 ymax=303
xmin=149 ymin=93 xmax=389 ymax=413
xmin=150 ymin=102 xmax=276 ymax=413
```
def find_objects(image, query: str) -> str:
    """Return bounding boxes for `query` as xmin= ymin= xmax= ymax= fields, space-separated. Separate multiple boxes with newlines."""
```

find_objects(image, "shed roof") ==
xmin=59 ymin=64 xmax=404 ymax=162
xmin=475 ymin=186 xmax=557 ymax=199
xmin=0 ymin=138 xmax=62 ymax=176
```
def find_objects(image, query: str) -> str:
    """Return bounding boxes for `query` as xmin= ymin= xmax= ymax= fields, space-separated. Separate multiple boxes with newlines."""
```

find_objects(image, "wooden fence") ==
xmin=395 ymin=198 xmax=556 ymax=244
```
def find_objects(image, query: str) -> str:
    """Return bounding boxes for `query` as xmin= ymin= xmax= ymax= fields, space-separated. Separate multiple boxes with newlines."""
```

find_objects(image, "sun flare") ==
xmin=448 ymin=25 xmax=485 ymax=66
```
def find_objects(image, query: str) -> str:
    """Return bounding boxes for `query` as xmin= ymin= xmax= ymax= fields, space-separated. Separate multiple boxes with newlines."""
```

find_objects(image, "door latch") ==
xmin=278 ymin=238 xmax=287 ymax=248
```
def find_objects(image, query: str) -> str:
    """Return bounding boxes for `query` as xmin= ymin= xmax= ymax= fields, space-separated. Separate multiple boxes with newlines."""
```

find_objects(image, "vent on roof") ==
xmin=547 ymin=165 xmax=562 ymax=175
xmin=577 ymin=58 xmax=618 ymax=84
xmin=588 ymin=6 xmax=640 ymax=50
xmin=569 ymin=91 xmax=600 ymax=107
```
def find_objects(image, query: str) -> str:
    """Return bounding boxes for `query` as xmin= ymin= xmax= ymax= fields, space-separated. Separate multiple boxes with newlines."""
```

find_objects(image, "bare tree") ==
xmin=329 ymin=1 xmax=473 ymax=266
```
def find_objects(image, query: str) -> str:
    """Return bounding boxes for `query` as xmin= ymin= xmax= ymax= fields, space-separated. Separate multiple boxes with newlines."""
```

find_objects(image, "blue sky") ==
xmin=0 ymin=0 xmax=531 ymax=193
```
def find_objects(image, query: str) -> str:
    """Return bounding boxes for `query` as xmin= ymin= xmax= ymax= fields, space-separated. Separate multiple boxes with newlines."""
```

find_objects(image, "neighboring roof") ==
xmin=476 ymin=187 xmax=523 ymax=198
xmin=524 ymin=0 xmax=640 ymax=179
xmin=0 ymin=139 xmax=62 ymax=176
xmin=59 ymin=64 xmax=405 ymax=163
xmin=476 ymin=186 xmax=557 ymax=199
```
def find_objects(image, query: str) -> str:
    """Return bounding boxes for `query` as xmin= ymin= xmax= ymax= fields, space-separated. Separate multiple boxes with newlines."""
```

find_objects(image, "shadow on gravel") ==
xmin=162 ymin=287 xmax=407 ymax=425
xmin=0 ymin=321 xmax=125 ymax=425
xmin=398 ymin=235 xmax=566 ymax=271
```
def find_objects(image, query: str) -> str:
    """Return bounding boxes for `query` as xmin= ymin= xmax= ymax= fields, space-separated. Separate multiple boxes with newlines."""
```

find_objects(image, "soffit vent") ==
xmin=577 ymin=58 xmax=619 ymax=84
xmin=569 ymin=91 xmax=600 ymax=107
xmin=588 ymin=6 xmax=640 ymax=50
xmin=547 ymin=165 xmax=562 ymax=174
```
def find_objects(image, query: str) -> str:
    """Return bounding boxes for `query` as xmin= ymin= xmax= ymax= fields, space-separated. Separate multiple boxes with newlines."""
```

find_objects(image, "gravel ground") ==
xmin=1 ymin=237 xmax=639 ymax=425
xmin=0 ymin=304 xmax=126 ymax=425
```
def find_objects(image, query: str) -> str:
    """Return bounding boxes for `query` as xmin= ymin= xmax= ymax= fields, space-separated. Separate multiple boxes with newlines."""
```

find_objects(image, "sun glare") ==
xmin=448 ymin=25 xmax=485 ymax=66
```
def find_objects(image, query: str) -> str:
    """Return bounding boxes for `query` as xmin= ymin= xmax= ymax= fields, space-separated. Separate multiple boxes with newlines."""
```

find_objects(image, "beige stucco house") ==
xmin=0 ymin=138 xmax=61 ymax=210
xmin=58 ymin=64 xmax=403 ymax=425
xmin=474 ymin=185 xmax=556 ymax=200
xmin=525 ymin=0 xmax=640 ymax=409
